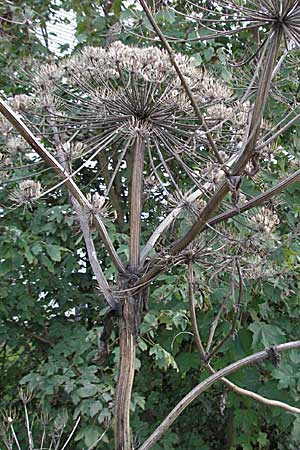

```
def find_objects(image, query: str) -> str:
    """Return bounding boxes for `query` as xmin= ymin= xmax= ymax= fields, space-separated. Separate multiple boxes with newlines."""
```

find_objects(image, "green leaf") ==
xmin=249 ymin=323 xmax=286 ymax=349
xmin=31 ymin=242 xmax=43 ymax=255
xmin=113 ymin=0 xmax=122 ymax=16
xmin=46 ymin=244 xmax=62 ymax=262
xmin=24 ymin=245 xmax=34 ymax=264
xmin=75 ymin=425 xmax=102 ymax=448
xmin=90 ymin=400 xmax=103 ymax=417
xmin=98 ymin=407 xmax=111 ymax=424
xmin=84 ymin=426 xmax=101 ymax=447
xmin=292 ymin=417 xmax=300 ymax=442
xmin=77 ymin=385 xmax=98 ymax=398
xmin=149 ymin=344 xmax=178 ymax=371
xmin=290 ymin=349 xmax=300 ymax=364
xmin=204 ymin=47 xmax=214 ymax=62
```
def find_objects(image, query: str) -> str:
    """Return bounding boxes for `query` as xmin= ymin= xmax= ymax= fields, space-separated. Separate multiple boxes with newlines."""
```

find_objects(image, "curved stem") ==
xmin=187 ymin=262 xmax=299 ymax=417
xmin=138 ymin=340 xmax=300 ymax=450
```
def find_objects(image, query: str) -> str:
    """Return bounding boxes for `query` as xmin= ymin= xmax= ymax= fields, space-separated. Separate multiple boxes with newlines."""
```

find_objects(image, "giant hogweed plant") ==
xmin=2 ymin=1 xmax=300 ymax=448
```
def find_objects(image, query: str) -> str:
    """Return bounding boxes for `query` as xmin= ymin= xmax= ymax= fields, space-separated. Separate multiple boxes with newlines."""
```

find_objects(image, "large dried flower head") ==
xmin=9 ymin=180 xmax=42 ymax=206
xmin=30 ymin=42 xmax=247 ymax=201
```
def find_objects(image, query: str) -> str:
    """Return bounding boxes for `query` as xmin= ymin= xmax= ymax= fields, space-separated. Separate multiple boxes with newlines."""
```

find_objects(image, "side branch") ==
xmin=188 ymin=261 xmax=299 ymax=418
xmin=0 ymin=98 xmax=126 ymax=274
xmin=138 ymin=340 xmax=300 ymax=450
xmin=208 ymin=168 xmax=300 ymax=228
xmin=75 ymin=205 xmax=118 ymax=310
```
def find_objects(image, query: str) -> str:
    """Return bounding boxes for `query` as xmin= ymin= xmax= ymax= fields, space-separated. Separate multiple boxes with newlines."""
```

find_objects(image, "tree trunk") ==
xmin=115 ymin=135 xmax=144 ymax=450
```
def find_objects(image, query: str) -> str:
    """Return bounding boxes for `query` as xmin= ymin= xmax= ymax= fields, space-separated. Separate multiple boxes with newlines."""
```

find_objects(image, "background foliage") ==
xmin=1 ymin=1 xmax=300 ymax=448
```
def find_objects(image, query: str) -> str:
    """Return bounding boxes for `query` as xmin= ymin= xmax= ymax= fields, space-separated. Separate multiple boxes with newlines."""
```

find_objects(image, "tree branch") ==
xmin=138 ymin=340 xmax=300 ymax=450
xmin=206 ymin=260 xmax=243 ymax=361
xmin=0 ymin=97 xmax=126 ymax=274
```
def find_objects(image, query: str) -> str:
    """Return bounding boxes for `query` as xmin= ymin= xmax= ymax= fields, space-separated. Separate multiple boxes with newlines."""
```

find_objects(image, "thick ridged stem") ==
xmin=115 ymin=136 xmax=144 ymax=450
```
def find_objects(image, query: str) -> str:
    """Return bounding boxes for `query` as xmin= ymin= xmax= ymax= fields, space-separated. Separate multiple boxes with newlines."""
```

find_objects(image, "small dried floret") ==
xmin=9 ymin=180 xmax=42 ymax=206
xmin=37 ymin=93 xmax=61 ymax=110
xmin=0 ymin=153 xmax=11 ymax=167
xmin=0 ymin=116 xmax=12 ymax=134
xmin=0 ymin=153 xmax=10 ymax=182
xmin=9 ymin=94 xmax=33 ymax=112
xmin=86 ymin=192 xmax=115 ymax=221
xmin=5 ymin=136 xmax=27 ymax=155
xmin=33 ymin=63 xmax=63 ymax=92
xmin=249 ymin=207 xmax=280 ymax=233
xmin=203 ymin=162 xmax=225 ymax=191
xmin=62 ymin=141 xmax=85 ymax=160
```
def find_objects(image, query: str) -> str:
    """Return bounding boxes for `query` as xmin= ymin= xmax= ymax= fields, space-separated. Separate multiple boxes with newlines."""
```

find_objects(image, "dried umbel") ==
xmin=30 ymin=41 xmax=247 ymax=197
xmin=180 ymin=1 xmax=300 ymax=47
xmin=61 ymin=141 xmax=84 ymax=161
xmin=249 ymin=207 xmax=280 ymax=233
xmin=5 ymin=136 xmax=27 ymax=155
xmin=9 ymin=180 xmax=42 ymax=206
xmin=86 ymin=192 xmax=115 ymax=222
xmin=9 ymin=94 xmax=33 ymax=113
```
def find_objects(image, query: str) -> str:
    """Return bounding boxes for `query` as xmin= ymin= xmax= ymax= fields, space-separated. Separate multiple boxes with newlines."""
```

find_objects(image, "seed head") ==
xmin=5 ymin=136 xmax=27 ymax=155
xmin=9 ymin=180 xmax=42 ymax=206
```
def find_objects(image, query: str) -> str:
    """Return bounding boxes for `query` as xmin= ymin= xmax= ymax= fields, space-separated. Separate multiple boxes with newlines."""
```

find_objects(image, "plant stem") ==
xmin=130 ymin=136 xmax=144 ymax=269
xmin=138 ymin=340 xmax=300 ymax=450
xmin=115 ymin=136 xmax=145 ymax=450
